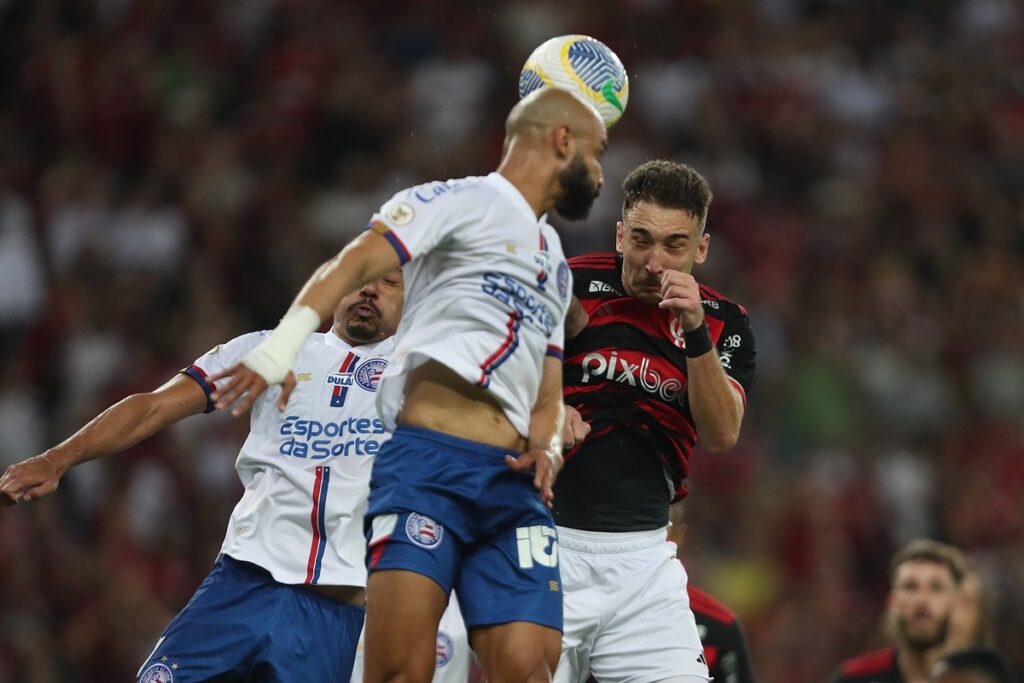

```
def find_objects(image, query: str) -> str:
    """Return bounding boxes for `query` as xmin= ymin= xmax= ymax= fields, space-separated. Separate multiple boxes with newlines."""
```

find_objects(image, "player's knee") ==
xmin=366 ymin=660 xmax=436 ymax=683
xmin=485 ymin=652 xmax=557 ymax=683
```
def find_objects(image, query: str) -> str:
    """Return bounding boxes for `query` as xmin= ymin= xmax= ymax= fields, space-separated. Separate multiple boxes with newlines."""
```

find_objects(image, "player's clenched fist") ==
xmin=562 ymin=405 xmax=592 ymax=450
xmin=658 ymin=270 xmax=704 ymax=331
xmin=0 ymin=453 xmax=65 ymax=506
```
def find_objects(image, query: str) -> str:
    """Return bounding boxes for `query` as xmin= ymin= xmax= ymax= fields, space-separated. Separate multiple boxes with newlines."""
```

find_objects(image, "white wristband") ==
xmin=241 ymin=305 xmax=321 ymax=384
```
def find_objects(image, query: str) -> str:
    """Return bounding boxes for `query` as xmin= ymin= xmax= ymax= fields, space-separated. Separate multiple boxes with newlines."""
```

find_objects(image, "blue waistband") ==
xmin=392 ymin=424 xmax=520 ymax=460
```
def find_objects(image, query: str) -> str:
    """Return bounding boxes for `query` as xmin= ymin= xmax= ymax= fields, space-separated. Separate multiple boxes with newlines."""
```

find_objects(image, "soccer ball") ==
xmin=518 ymin=34 xmax=629 ymax=128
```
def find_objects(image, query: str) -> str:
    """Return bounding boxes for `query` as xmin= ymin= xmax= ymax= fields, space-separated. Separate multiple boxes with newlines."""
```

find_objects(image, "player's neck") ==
xmin=497 ymin=148 xmax=554 ymax=218
xmin=898 ymin=644 xmax=943 ymax=683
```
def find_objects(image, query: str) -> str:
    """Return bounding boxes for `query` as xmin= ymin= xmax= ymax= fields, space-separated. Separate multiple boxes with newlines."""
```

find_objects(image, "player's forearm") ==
xmin=528 ymin=396 xmax=565 ymax=455
xmin=293 ymin=232 xmax=401 ymax=320
xmin=565 ymin=296 xmax=589 ymax=340
xmin=46 ymin=393 xmax=178 ymax=470
xmin=686 ymin=352 xmax=743 ymax=453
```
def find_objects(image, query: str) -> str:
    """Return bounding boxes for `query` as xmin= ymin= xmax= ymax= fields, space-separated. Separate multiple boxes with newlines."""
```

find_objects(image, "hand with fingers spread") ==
xmin=562 ymin=405 xmax=591 ymax=450
xmin=658 ymin=269 xmax=704 ymax=332
xmin=211 ymin=368 xmax=297 ymax=416
xmin=504 ymin=448 xmax=564 ymax=509
xmin=0 ymin=453 xmax=66 ymax=507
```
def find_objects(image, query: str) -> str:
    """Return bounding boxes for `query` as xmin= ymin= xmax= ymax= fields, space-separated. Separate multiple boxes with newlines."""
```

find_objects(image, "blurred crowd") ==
xmin=1 ymin=0 xmax=1022 ymax=681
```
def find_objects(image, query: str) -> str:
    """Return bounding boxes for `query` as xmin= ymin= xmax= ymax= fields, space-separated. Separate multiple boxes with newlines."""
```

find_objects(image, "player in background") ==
xmin=351 ymin=593 xmax=474 ymax=683
xmin=209 ymin=87 xmax=608 ymax=683
xmin=829 ymin=539 xmax=971 ymax=683
xmin=0 ymin=274 xmax=404 ymax=682
xmin=931 ymin=647 xmax=1015 ymax=683
xmin=555 ymin=159 xmax=756 ymax=683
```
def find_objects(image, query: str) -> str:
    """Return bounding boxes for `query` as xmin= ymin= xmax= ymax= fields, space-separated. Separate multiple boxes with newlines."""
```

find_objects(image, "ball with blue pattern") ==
xmin=518 ymin=34 xmax=629 ymax=128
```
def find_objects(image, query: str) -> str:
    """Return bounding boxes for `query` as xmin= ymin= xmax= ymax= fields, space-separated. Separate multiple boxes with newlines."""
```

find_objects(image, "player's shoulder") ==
xmin=397 ymin=175 xmax=492 ymax=207
xmin=835 ymin=647 xmax=900 ymax=682
xmin=686 ymin=584 xmax=737 ymax=626
xmin=568 ymin=251 xmax=618 ymax=271
xmin=699 ymin=282 xmax=749 ymax=319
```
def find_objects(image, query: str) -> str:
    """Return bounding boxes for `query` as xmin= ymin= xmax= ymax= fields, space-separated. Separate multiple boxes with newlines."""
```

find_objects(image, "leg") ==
xmin=364 ymin=569 xmax=449 ymax=683
xmin=471 ymin=621 xmax=562 ymax=683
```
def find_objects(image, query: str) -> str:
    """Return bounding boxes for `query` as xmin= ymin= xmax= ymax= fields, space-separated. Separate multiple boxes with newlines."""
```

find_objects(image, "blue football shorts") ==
xmin=365 ymin=425 xmax=562 ymax=631
xmin=135 ymin=554 xmax=364 ymax=682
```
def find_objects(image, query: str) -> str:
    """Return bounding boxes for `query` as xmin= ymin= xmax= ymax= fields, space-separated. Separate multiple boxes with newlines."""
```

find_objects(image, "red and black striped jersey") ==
xmin=688 ymin=584 xmax=757 ymax=683
xmin=555 ymin=253 xmax=755 ymax=531
xmin=829 ymin=648 xmax=905 ymax=683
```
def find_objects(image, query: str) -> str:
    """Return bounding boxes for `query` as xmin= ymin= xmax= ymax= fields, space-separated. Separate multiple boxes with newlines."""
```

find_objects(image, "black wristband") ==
xmin=683 ymin=320 xmax=714 ymax=358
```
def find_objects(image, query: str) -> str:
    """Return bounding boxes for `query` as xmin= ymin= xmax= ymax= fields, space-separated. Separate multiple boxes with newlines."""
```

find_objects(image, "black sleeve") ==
xmin=717 ymin=306 xmax=755 ymax=397
xmin=714 ymin=620 xmax=758 ymax=683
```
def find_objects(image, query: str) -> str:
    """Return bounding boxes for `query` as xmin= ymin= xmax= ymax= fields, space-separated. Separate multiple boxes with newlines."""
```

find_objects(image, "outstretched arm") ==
xmin=0 ymin=375 xmax=208 ymax=506
xmin=211 ymin=230 xmax=401 ymax=415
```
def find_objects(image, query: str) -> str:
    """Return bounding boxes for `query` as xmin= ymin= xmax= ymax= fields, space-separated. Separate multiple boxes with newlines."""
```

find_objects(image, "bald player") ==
xmin=210 ymin=88 xmax=609 ymax=683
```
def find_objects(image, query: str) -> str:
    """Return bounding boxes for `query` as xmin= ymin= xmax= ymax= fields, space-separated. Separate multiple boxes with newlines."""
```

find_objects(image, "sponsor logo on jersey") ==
xmin=327 ymin=373 xmax=354 ymax=386
xmin=296 ymin=372 xmax=312 ymax=382
xmin=278 ymin=415 xmax=386 ymax=459
xmin=436 ymin=630 xmax=454 ymax=667
xmin=354 ymin=358 xmax=388 ymax=391
xmin=481 ymin=272 xmax=556 ymax=336
xmin=385 ymin=201 xmax=415 ymax=225
xmin=139 ymin=663 xmax=174 ymax=683
xmin=588 ymin=280 xmax=621 ymax=295
xmin=669 ymin=317 xmax=687 ymax=350
xmin=557 ymin=261 xmax=570 ymax=301
xmin=405 ymin=513 xmax=444 ymax=548
xmin=580 ymin=350 xmax=687 ymax=405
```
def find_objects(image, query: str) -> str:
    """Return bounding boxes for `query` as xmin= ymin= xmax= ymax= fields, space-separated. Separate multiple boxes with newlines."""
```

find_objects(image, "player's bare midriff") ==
xmin=398 ymin=360 xmax=528 ymax=452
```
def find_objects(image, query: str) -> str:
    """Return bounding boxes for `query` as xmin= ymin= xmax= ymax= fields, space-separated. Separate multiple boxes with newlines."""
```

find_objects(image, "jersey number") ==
xmin=515 ymin=526 xmax=558 ymax=568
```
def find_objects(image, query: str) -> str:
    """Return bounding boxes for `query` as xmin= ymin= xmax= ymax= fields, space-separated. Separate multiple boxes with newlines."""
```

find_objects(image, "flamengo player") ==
xmin=0 ymin=275 xmax=404 ymax=682
xmin=210 ymin=87 xmax=608 ymax=683
xmin=555 ymin=160 xmax=756 ymax=683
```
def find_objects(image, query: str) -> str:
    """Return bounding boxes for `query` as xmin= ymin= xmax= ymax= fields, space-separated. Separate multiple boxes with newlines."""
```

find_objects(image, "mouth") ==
xmin=349 ymin=303 xmax=379 ymax=317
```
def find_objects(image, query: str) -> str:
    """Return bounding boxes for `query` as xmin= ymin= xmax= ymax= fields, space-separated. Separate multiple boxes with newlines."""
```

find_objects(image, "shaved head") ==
xmin=506 ymin=87 xmax=605 ymax=141
xmin=498 ymin=87 xmax=608 ymax=221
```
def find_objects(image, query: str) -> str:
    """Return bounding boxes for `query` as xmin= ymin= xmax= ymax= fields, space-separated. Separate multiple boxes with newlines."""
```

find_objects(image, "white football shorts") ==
xmin=554 ymin=526 xmax=710 ymax=683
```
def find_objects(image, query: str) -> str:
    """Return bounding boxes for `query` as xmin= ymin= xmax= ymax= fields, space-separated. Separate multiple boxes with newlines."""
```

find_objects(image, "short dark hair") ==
xmin=621 ymin=160 xmax=713 ymax=231
xmin=890 ymin=539 xmax=967 ymax=585
xmin=935 ymin=647 xmax=1014 ymax=683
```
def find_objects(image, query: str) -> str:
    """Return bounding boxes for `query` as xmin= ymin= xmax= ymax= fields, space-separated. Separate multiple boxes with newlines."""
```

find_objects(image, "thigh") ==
xmin=136 ymin=557 xmax=267 ymax=682
xmin=553 ymin=547 xmax=603 ymax=683
xmin=590 ymin=555 xmax=708 ymax=683
xmin=471 ymin=620 xmax=562 ymax=683
xmin=364 ymin=569 xmax=450 ymax=683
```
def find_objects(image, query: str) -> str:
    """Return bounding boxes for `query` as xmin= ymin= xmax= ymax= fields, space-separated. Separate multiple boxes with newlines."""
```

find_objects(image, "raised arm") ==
xmin=0 ymin=375 xmax=208 ymax=506
xmin=211 ymin=230 xmax=401 ymax=415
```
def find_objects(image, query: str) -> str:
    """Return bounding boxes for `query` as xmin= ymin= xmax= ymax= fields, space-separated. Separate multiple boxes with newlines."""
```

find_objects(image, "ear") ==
xmin=552 ymin=124 xmax=575 ymax=161
xmin=693 ymin=233 xmax=710 ymax=265
xmin=615 ymin=221 xmax=625 ymax=253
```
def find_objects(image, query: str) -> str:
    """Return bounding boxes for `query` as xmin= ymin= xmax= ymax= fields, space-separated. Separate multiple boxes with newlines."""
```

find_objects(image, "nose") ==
xmin=644 ymin=249 xmax=667 ymax=276
xmin=359 ymin=281 xmax=379 ymax=299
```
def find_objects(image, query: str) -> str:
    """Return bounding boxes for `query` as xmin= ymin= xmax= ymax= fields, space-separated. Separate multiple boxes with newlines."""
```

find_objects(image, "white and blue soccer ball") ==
xmin=518 ymin=34 xmax=629 ymax=128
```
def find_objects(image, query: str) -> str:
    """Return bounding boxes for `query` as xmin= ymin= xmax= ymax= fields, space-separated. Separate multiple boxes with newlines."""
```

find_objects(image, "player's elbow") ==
xmin=698 ymin=428 xmax=739 ymax=454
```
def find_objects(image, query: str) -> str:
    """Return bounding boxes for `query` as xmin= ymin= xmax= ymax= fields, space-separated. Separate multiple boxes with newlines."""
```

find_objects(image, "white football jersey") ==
xmin=370 ymin=172 xmax=571 ymax=438
xmin=185 ymin=330 xmax=395 ymax=587
xmin=350 ymin=593 xmax=472 ymax=683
